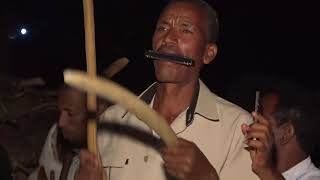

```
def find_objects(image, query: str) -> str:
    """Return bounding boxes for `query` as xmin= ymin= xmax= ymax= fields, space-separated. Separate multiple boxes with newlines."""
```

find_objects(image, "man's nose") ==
xmin=58 ymin=111 xmax=68 ymax=128
xmin=163 ymin=28 xmax=178 ymax=44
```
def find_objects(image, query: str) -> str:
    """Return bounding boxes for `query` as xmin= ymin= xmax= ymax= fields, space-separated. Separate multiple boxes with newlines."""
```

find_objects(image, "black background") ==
xmin=1 ymin=0 xmax=319 ymax=96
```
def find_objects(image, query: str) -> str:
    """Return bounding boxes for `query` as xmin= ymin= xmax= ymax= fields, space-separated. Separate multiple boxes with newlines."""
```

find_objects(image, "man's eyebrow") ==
xmin=180 ymin=22 xmax=193 ymax=27
xmin=180 ymin=21 xmax=199 ymax=31
xmin=157 ymin=19 xmax=170 ymax=25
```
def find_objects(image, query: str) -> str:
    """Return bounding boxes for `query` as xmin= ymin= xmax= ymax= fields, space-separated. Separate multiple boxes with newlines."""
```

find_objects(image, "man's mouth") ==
xmin=157 ymin=46 xmax=182 ymax=56
xmin=145 ymin=50 xmax=194 ymax=66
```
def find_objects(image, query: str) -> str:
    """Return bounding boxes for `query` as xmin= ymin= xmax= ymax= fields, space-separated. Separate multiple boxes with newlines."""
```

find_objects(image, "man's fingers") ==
xmin=241 ymin=124 xmax=250 ymax=136
xmin=161 ymin=139 xmax=193 ymax=157
xmin=164 ymin=160 xmax=191 ymax=173
xmin=245 ymin=139 xmax=268 ymax=151
xmin=79 ymin=150 xmax=101 ymax=168
xmin=246 ymin=113 xmax=273 ymax=143
xmin=162 ymin=148 xmax=191 ymax=166
xmin=161 ymin=138 xmax=198 ymax=179
xmin=252 ymin=112 xmax=270 ymax=126
xmin=164 ymin=161 xmax=191 ymax=180
xmin=249 ymin=122 xmax=270 ymax=131
xmin=165 ymin=168 xmax=186 ymax=180
xmin=245 ymin=131 xmax=271 ymax=143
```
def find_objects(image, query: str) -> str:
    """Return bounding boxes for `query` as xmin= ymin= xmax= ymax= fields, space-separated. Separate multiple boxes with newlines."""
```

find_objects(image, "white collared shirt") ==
xmin=282 ymin=156 xmax=320 ymax=180
xmin=28 ymin=124 xmax=80 ymax=180
xmin=94 ymin=80 xmax=259 ymax=180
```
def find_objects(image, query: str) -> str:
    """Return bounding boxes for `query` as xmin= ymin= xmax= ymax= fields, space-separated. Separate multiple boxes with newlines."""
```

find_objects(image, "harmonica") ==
xmin=144 ymin=50 xmax=195 ymax=66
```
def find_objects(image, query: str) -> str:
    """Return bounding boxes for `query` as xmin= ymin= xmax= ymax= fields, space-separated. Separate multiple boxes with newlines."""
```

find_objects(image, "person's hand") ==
xmin=74 ymin=149 xmax=105 ymax=180
xmin=161 ymin=138 xmax=219 ymax=180
xmin=241 ymin=112 xmax=278 ymax=178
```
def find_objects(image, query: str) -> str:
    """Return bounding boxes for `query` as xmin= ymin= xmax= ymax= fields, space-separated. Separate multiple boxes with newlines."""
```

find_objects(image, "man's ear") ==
xmin=280 ymin=123 xmax=295 ymax=145
xmin=203 ymin=43 xmax=218 ymax=64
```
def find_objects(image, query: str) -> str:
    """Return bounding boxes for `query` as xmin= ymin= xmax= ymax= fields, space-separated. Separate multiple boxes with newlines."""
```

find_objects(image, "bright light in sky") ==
xmin=20 ymin=28 xmax=27 ymax=35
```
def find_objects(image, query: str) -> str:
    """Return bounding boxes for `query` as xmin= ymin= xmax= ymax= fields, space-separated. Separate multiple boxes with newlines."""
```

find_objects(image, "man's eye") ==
xmin=156 ymin=26 xmax=167 ymax=31
xmin=68 ymin=112 xmax=75 ymax=116
xmin=182 ymin=29 xmax=193 ymax=34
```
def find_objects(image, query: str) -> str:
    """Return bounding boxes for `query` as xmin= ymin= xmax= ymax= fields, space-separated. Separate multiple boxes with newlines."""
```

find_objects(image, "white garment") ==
xmin=80 ymin=80 xmax=258 ymax=180
xmin=28 ymin=124 xmax=80 ymax=180
xmin=282 ymin=156 xmax=320 ymax=180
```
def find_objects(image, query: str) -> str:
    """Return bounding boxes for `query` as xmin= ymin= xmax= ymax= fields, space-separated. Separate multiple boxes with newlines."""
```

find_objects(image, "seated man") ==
xmin=242 ymin=83 xmax=320 ymax=180
xmin=28 ymin=85 xmax=109 ymax=180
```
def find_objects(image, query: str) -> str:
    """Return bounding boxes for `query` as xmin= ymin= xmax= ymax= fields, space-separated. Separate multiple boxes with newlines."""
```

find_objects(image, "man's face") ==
xmin=260 ymin=93 xmax=279 ymax=117
xmin=58 ymin=89 xmax=87 ymax=147
xmin=152 ymin=2 xmax=216 ymax=83
xmin=261 ymin=95 xmax=288 ymax=147
xmin=264 ymin=114 xmax=281 ymax=146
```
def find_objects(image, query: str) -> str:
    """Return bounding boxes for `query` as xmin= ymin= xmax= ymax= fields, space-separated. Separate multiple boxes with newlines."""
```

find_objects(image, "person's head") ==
xmin=259 ymin=79 xmax=294 ymax=117
xmin=57 ymin=85 xmax=87 ymax=148
xmin=266 ymin=85 xmax=316 ymax=157
xmin=152 ymin=0 xmax=219 ymax=83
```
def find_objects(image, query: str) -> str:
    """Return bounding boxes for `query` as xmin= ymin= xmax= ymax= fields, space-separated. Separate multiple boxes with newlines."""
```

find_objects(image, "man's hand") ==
xmin=161 ymin=138 xmax=219 ymax=180
xmin=74 ymin=150 xmax=105 ymax=180
xmin=241 ymin=112 xmax=283 ymax=179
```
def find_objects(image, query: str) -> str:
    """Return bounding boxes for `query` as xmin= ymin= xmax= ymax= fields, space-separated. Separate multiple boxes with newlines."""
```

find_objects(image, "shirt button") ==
xmin=144 ymin=155 xmax=148 ymax=162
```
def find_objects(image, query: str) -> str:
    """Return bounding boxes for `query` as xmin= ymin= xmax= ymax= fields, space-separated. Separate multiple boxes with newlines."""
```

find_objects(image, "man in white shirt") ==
xmin=73 ymin=0 xmax=259 ymax=180
xmin=242 ymin=82 xmax=320 ymax=180
xmin=28 ymin=85 xmax=109 ymax=180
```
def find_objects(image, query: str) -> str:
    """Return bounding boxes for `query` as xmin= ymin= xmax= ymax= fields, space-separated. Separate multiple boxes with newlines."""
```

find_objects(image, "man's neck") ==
xmin=276 ymin=143 xmax=308 ymax=173
xmin=153 ymin=79 xmax=198 ymax=124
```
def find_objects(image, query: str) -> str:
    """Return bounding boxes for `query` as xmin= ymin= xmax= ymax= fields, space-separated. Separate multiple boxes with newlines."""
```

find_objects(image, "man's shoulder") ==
xmin=99 ymin=104 xmax=128 ymax=122
xmin=99 ymin=82 xmax=156 ymax=122
xmin=199 ymin=80 xmax=251 ymax=124
xmin=41 ymin=124 xmax=58 ymax=150
xmin=217 ymin=96 xmax=252 ymax=123
xmin=38 ymin=124 xmax=60 ymax=166
xmin=202 ymin=86 xmax=252 ymax=124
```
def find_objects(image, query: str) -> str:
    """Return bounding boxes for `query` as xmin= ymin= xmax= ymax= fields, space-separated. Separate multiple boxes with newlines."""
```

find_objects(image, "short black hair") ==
xmin=164 ymin=0 xmax=219 ymax=43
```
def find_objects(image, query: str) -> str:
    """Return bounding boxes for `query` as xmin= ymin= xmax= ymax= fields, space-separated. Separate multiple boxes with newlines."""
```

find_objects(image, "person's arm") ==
xmin=241 ymin=112 xmax=285 ymax=180
xmin=161 ymin=138 xmax=219 ymax=180
xmin=74 ymin=150 xmax=106 ymax=180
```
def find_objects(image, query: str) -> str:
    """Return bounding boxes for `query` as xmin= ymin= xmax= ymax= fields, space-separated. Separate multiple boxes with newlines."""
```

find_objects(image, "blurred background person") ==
xmin=28 ymin=85 xmax=110 ymax=180
xmin=242 ymin=81 xmax=320 ymax=180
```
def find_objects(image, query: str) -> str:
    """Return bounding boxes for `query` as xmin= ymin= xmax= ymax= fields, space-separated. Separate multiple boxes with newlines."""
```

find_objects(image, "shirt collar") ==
xmin=282 ymin=156 xmax=313 ymax=179
xmin=138 ymin=79 xmax=219 ymax=127
xmin=194 ymin=80 xmax=219 ymax=122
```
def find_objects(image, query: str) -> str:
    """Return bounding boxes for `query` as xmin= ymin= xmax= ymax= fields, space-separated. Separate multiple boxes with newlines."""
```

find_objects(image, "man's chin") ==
xmin=156 ymin=76 xmax=183 ymax=84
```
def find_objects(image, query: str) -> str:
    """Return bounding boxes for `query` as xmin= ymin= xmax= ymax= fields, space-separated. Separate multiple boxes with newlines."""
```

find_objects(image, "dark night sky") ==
xmin=1 ymin=0 xmax=319 ymax=96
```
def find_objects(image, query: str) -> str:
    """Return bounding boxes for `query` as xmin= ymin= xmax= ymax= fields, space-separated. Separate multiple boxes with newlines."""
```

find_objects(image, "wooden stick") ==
xmin=64 ymin=69 xmax=178 ymax=147
xmin=103 ymin=57 xmax=129 ymax=78
xmin=83 ymin=0 xmax=97 ymax=154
